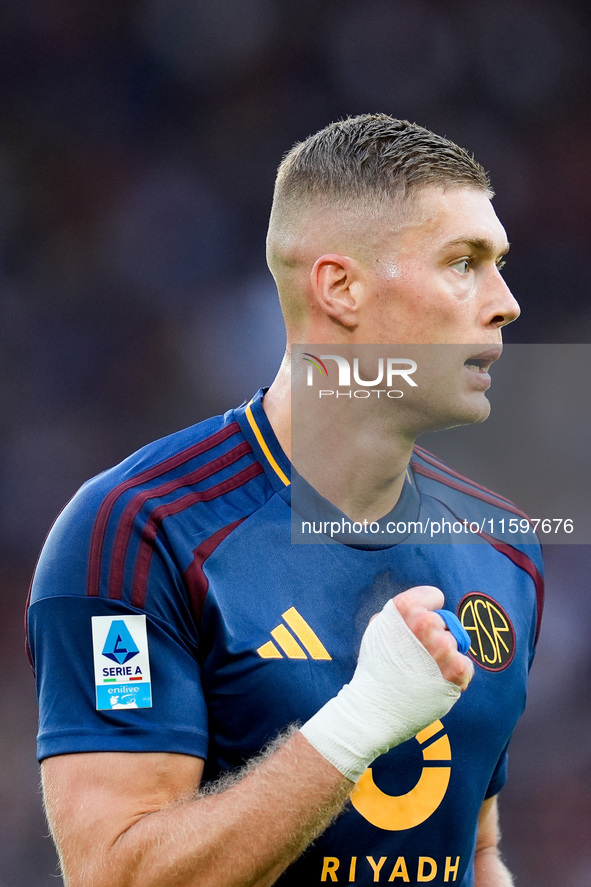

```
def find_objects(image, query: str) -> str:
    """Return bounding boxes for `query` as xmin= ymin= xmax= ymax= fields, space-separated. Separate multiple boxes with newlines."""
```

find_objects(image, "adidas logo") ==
xmin=257 ymin=607 xmax=332 ymax=660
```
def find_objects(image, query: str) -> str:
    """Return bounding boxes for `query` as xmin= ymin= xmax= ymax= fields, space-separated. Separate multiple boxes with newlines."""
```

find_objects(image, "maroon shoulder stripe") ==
xmin=128 ymin=461 xmax=264 ymax=609
xmin=479 ymin=531 xmax=545 ymax=643
xmin=87 ymin=422 xmax=241 ymax=597
xmin=412 ymin=462 xmax=530 ymax=520
xmin=107 ymin=440 xmax=253 ymax=599
xmin=413 ymin=445 xmax=518 ymax=510
xmin=184 ymin=519 xmax=246 ymax=623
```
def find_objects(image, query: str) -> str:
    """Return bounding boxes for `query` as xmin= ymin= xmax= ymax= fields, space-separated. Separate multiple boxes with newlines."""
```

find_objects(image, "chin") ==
xmin=414 ymin=393 xmax=492 ymax=435
xmin=447 ymin=394 xmax=491 ymax=428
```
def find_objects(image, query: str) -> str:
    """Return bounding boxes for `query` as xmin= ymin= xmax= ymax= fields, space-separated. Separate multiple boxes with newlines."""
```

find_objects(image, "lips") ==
xmin=463 ymin=345 xmax=503 ymax=373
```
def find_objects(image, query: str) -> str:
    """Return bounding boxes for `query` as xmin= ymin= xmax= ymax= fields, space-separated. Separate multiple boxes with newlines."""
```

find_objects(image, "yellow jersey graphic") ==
xmin=257 ymin=607 xmax=332 ymax=660
xmin=351 ymin=720 xmax=451 ymax=830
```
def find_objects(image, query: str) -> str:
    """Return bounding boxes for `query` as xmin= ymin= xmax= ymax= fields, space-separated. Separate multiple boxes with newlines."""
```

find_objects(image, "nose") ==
xmin=484 ymin=269 xmax=521 ymax=329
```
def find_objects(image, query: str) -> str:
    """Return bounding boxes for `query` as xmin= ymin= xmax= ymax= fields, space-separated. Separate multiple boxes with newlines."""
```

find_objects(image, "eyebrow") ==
xmin=443 ymin=237 xmax=511 ymax=257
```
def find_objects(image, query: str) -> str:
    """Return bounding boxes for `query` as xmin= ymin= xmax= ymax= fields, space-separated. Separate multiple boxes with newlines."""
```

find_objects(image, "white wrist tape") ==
xmin=300 ymin=599 xmax=461 ymax=782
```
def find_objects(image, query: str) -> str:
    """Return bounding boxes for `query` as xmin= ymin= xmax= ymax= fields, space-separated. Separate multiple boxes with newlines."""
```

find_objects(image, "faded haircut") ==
xmin=272 ymin=114 xmax=491 ymax=209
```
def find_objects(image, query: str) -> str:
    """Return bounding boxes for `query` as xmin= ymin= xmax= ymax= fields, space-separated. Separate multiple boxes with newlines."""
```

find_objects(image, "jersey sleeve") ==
xmin=484 ymin=551 xmax=543 ymax=801
xmin=27 ymin=475 xmax=209 ymax=763
xmin=484 ymin=743 xmax=509 ymax=799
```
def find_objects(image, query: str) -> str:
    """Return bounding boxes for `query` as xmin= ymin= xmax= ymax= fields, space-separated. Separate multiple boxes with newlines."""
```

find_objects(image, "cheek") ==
xmin=446 ymin=272 xmax=479 ymax=305
xmin=370 ymin=273 xmax=472 ymax=342
xmin=454 ymin=285 xmax=478 ymax=305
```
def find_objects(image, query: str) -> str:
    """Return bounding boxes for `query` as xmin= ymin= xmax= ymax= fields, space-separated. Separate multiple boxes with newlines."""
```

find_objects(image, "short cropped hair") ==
xmin=273 ymin=114 xmax=491 ymax=208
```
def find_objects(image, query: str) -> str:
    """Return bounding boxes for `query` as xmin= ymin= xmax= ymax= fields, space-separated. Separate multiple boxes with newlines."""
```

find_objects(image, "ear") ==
xmin=310 ymin=254 xmax=364 ymax=329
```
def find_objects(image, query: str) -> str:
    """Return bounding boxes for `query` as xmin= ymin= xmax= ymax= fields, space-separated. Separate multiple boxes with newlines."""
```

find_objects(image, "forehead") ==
xmin=392 ymin=185 xmax=509 ymax=255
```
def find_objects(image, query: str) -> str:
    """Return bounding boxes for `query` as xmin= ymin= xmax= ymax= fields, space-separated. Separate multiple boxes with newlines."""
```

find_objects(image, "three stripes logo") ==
xmin=257 ymin=607 xmax=332 ymax=660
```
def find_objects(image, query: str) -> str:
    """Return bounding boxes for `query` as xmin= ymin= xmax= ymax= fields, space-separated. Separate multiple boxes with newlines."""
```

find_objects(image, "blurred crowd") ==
xmin=1 ymin=1 xmax=590 ymax=884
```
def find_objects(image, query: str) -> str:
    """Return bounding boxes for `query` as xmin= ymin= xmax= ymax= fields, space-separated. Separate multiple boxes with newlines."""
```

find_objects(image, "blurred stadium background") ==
xmin=1 ymin=1 xmax=590 ymax=884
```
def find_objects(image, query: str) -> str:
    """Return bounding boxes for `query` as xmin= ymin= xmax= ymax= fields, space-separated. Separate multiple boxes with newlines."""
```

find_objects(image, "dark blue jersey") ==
xmin=27 ymin=388 xmax=543 ymax=887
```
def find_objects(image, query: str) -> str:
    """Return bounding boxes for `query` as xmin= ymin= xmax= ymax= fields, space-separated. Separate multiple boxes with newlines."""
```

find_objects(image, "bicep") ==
xmin=42 ymin=752 xmax=204 ymax=881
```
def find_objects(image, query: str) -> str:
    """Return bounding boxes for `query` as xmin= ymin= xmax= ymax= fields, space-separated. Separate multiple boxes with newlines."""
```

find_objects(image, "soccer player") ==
xmin=27 ymin=115 xmax=543 ymax=887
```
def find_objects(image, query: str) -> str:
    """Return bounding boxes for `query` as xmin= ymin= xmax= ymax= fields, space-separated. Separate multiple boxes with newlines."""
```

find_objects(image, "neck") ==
xmin=263 ymin=354 xmax=415 ymax=522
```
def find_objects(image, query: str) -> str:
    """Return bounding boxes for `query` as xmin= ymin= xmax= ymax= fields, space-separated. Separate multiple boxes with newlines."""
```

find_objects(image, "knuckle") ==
xmin=419 ymin=611 xmax=440 ymax=639
xmin=404 ymin=609 xmax=432 ymax=643
xmin=445 ymin=654 xmax=473 ymax=689
xmin=393 ymin=591 xmax=413 ymax=617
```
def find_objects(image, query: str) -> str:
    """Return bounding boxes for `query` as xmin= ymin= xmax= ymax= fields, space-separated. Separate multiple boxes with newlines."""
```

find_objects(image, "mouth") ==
xmin=463 ymin=345 xmax=503 ymax=374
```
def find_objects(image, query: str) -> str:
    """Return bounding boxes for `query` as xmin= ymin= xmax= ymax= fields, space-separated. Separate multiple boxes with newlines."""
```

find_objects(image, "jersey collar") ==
xmin=235 ymin=389 xmax=291 ymax=491
xmin=235 ymin=389 xmax=421 ymax=545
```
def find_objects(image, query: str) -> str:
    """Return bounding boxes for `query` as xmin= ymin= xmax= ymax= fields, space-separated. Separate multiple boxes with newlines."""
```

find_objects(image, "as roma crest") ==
xmin=458 ymin=593 xmax=515 ymax=671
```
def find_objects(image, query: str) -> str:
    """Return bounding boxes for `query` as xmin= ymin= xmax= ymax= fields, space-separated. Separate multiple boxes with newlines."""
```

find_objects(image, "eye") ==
xmin=496 ymin=258 xmax=507 ymax=272
xmin=451 ymin=258 xmax=471 ymax=274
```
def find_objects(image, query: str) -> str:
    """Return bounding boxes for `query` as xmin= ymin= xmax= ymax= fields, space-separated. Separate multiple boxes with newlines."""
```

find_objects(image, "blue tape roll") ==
xmin=434 ymin=609 xmax=471 ymax=655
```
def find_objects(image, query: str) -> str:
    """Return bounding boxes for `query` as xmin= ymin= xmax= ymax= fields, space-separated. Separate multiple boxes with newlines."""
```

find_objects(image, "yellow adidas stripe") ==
xmin=271 ymin=624 xmax=307 ymax=658
xmin=245 ymin=402 xmax=290 ymax=487
xmin=257 ymin=640 xmax=282 ymax=659
xmin=256 ymin=608 xmax=332 ymax=660
xmin=282 ymin=607 xmax=331 ymax=660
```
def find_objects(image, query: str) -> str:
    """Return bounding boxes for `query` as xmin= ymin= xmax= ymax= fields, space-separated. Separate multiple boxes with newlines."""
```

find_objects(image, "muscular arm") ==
xmin=41 ymin=587 xmax=472 ymax=887
xmin=42 ymin=733 xmax=351 ymax=887
xmin=474 ymin=796 xmax=514 ymax=887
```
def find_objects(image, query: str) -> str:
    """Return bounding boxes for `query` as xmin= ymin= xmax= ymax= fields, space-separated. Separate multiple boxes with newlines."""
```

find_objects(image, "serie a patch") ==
xmin=91 ymin=615 xmax=152 ymax=710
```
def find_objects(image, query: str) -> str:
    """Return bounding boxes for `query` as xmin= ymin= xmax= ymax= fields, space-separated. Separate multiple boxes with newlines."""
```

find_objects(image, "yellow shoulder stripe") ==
xmin=245 ymin=401 xmax=290 ymax=487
